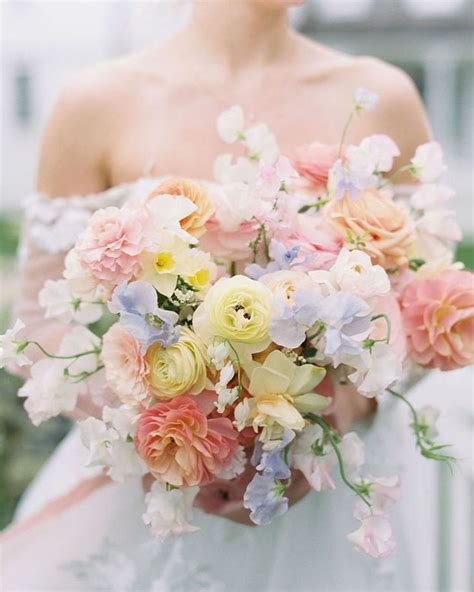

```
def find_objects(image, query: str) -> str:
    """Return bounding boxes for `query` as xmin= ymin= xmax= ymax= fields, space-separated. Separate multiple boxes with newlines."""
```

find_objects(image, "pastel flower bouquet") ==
xmin=2 ymin=88 xmax=473 ymax=559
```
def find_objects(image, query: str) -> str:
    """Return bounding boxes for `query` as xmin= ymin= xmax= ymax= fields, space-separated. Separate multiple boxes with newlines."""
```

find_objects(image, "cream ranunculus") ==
xmin=193 ymin=275 xmax=272 ymax=349
xmin=146 ymin=327 xmax=207 ymax=399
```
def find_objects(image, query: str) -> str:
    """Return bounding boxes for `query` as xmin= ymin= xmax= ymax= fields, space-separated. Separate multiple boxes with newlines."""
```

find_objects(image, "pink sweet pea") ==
xmin=347 ymin=514 xmax=396 ymax=560
xmin=401 ymin=269 xmax=474 ymax=370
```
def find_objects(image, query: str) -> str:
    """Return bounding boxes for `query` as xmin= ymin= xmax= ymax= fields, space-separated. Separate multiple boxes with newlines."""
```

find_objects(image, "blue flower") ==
xmin=251 ymin=429 xmax=295 ymax=480
xmin=246 ymin=240 xmax=301 ymax=279
xmin=317 ymin=292 xmax=371 ymax=359
xmin=109 ymin=281 xmax=180 ymax=352
xmin=270 ymin=289 xmax=320 ymax=348
xmin=243 ymin=474 xmax=289 ymax=526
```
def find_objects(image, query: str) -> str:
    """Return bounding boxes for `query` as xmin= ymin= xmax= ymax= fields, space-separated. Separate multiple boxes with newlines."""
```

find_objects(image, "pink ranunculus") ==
xmin=199 ymin=216 xmax=258 ymax=262
xmin=293 ymin=142 xmax=342 ymax=192
xmin=401 ymin=269 xmax=474 ymax=371
xmin=274 ymin=211 xmax=343 ymax=271
xmin=135 ymin=396 xmax=239 ymax=487
xmin=101 ymin=324 xmax=150 ymax=406
xmin=75 ymin=205 xmax=150 ymax=284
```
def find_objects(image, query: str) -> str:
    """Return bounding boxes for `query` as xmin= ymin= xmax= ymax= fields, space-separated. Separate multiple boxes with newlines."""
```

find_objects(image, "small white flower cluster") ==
xmin=80 ymin=405 xmax=147 ymax=483
xmin=207 ymin=342 xmax=240 ymax=413
xmin=17 ymin=326 xmax=103 ymax=426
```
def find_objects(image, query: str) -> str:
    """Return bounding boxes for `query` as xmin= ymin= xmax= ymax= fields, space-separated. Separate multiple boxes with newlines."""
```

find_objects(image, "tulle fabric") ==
xmin=1 ymin=182 xmax=437 ymax=591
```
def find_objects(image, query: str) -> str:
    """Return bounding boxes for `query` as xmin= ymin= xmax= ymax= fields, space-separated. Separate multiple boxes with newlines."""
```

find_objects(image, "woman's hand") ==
xmin=194 ymin=375 xmax=376 ymax=526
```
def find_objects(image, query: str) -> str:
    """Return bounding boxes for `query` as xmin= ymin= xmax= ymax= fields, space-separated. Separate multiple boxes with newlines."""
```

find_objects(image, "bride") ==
xmin=2 ymin=1 xmax=435 ymax=590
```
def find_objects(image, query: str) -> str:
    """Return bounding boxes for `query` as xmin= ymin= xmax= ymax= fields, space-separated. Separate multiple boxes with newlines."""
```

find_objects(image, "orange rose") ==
xmin=326 ymin=188 xmax=415 ymax=269
xmin=148 ymin=178 xmax=215 ymax=238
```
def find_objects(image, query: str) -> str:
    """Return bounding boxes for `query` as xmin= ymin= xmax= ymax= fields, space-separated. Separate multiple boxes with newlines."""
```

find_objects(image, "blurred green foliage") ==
xmin=0 ymin=213 xmax=472 ymax=529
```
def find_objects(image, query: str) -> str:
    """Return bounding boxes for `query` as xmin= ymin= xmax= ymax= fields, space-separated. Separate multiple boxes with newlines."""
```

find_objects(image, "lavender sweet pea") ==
xmin=251 ymin=429 xmax=295 ymax=480
xmin=109 ymin=281 xmax=180 ymax=352
xmin=243 ymin=474 xmax=289 ymax=526
xmin=246 ymin=240 xmax=301 ymax=279
xmin=270 ymin=289 xmax=320 ymax=349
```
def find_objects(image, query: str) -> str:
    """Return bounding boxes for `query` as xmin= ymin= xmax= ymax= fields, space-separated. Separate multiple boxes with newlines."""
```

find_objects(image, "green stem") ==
xmin=338 ymin=111 xmax=354 ymax=158
xmin=381 ymin=164 xmax=414 ymax=187
xmin=307 ymin=413 xmax=372 ymax=508
xmin=28 ymin=341 xmax=101 ymax=360
xmin=371 ymin=313 xmax=392 ymax=345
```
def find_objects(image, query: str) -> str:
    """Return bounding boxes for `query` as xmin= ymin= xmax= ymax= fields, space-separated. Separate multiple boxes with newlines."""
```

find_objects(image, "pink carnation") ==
xmin=293 ymin=142 xmax=341 ymax=192
xmin=401 ymin=269 xmax=474 ymax=370
xmin=135 ymin=396 xmax=239 ymax=487
xmin=101 ymin=324 xmax=150 ymax=406
xmin=75 ymin=205 xmax=150 ymax=284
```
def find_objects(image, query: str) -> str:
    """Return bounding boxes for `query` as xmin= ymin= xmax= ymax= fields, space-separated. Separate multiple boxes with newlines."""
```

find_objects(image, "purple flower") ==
xmin=329 ymin=160 xmax=367 ymax=201
xmin=317 ymin=292 xmax=371 ymax=359
xmin=246 ymin=240 xmax=301 ymax=279
xmin=243 ymin=474 xmax=289 ymax=526
xmin=109 ymin=281 xmax=179 ymax=352
xmin=251 ymin=429 xmax=295 ymax=480
xmin=270 ymin=289 xmax=320 ymax=348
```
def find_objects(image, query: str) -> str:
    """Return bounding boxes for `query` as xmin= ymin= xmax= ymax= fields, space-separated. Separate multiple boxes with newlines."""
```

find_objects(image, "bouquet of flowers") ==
xmin=2 ymin=88 xmax=473 ymax=560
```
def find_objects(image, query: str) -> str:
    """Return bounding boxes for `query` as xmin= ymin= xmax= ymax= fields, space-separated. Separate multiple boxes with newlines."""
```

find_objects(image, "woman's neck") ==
xmin=185 ymin=2 xmax=294 ymax=73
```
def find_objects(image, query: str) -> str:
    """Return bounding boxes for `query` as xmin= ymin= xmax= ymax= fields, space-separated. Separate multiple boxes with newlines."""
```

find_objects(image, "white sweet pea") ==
xmin=102 ymin=405 xmax=139 ymax=439
xmin=347 ymin=343 xmax=402 ymax=398
xmin=217 ymin=105 xmax=245 ymax=144
xmin=213 ymin=154 xmax=257 ymax=184
xmin=143 ymin=481 xmax=199 ymax=539
xmin=80 ymin=413 xmax=146 ymax=482
xmin=207 ymin=341 xmax=231 ymax=371
xmin=146 ymin=195 xmax=198 ymax=244
xmin=292 ymin=424 xmax=336 ymax=491
xmin=215 ymin=384 xmax=240 ymax=414
xmin=244 ymin=123 xmax=280 ymax=164
xmin=410 ymin=184 xmax=455 ymax=211
xmin=339 ymin=432 xmax=365 ymax=475
xmin=417 ymin=405 xmax=440 ymax=440
xmin=0 ymin=319 xmax=31 ymax=368
xmin=310 ymin=248 xmax=390 ymax=300
xmin=367 ymin=474 xmax=401 ymax=512
xmin=234 ymin=398 xmax=252 ymax=432
xmin=63 ymin=248 xmax=110 ymax=301
xmin=215 ymin=445 xmax=247 ymax=479
xmin=39 ymin=279 xmax=104 ymax=325
xmin=354 ymin=87 xmax=379 ymax=112
xmin=411 ymin=142 xmax=445 ymax=183
xmin=58 ymin=326 xmax=102 ymax=377
xmin=358 ymin=135 xmax=400 ymax=173
xmin=347 ymin=514 xmax=396 ymax=559
xmin=213 ymin=183 xmax=264 ymax=232
xmin=19 ymin=359 xmax=82 ymax=425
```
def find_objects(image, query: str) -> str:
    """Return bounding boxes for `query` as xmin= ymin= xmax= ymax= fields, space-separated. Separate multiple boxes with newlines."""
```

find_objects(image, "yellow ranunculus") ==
xmin=146 ymin=327 xmax=207 ymax=398
xmin=193 ymin=275 xmax=272 ymax=349
xmin=235 ymin=350 xmax=329 ymax=442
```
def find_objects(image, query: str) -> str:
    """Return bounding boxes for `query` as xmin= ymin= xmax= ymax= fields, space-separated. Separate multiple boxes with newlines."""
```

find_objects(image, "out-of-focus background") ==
xmin=0 ymin=1 xmax=472 ymax=590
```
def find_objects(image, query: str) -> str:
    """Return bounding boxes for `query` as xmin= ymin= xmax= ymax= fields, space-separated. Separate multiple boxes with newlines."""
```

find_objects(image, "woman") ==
xmin=3 ymin=1 xmax=433 ymax=590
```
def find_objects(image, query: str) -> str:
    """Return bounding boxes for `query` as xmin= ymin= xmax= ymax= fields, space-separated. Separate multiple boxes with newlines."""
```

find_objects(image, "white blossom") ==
xmin=310 ymin=248 xmax=390 ymax=300
xmin=292 ymin=424 xmax=336 ymax=492
xmin=347 ymin=343 xmax=402 ymax=398
xmin=410 ymin=184 xmax=455 ymax=211
xmin=355 ymin=134 xmax=400 ymax=174
xmin=215 ymin=384 xmax=240 ymax=414
xmin=143 ymin=481 xmax=199 ymax=539
xmin=354 ymin=87 xmax=379 ymax=112
xmin=411 ymin=142 xmax=445 ymax=183
xmin=146 ymin=195 xmax=198 ymax=244
xmin=39 ymin=279 xmax=104 ymax=325
xmin=213 ymin=154 xmax=257 ymax=184
xmin=216 ymin=105 xmax=245 ymax=144
xmin=207 ymin=341 xmax=231 ymax=371
xmin=244 ymin=123 xmax=280 ymax=164
xmin=19 ymin=358 xmax=82 ymax=425
xmin=339 ymin=432 xmax=365 ymax=475
xmin=0 ymin=319 xmax=31 ymax=368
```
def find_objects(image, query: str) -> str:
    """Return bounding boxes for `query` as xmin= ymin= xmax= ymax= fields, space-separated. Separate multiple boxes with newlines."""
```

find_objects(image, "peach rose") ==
xmin=101 ymin=324 xmax=150 ymax=406
xmin=148 ymin=179 xmax=215 ymax=238
xmin=326 ymin=188 xmax=415 ymax=269
xmin=135 ymin=395 xmax=238 ymax=487
xmin=75 ymin=205 xmax=150 ymax=284
xmin=293 ymin=142 xmax=341 ymax=192
xmin=401 ymin=269 xmax=474 ymax=371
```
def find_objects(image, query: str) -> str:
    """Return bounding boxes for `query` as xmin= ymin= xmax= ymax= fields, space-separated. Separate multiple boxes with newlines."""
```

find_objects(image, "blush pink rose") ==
xmin=293 ymin=142 xmax=342 ymax=192
xmin=274 ymin=212 xmax=343 ymax=271
xmin=401 ymin=269 xmax=474 ymax=370
xmin=75 ymin=205 xmax=150 ymax=283
xmin=199 ymin=217 xmax=258 ymax=262
xmin=101 ymin=324 xmax=150 ymax=406
xmin=135 ymin=395 xmax=239 ymax=487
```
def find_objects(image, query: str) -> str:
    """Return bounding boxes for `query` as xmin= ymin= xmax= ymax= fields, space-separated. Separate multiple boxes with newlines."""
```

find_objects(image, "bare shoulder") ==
xmin=344 ymin=57 xmax=431 ymax=157
xmin=37 ymin=53 xmax=156 ymax=196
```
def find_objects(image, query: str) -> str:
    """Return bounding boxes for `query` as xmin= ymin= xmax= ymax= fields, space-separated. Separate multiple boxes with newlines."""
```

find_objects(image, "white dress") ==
xmin=1 ymin=179 xmax=442 ymax=592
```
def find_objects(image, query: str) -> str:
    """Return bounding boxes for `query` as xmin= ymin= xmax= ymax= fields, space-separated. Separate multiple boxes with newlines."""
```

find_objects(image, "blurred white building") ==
xmin=1 ymin=0 xmax=473 ymax=238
